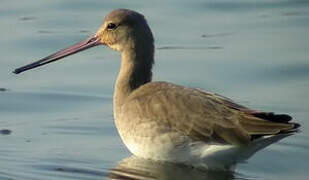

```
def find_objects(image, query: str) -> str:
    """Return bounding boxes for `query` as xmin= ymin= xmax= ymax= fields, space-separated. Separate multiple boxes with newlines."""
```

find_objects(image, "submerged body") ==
xmin=14 ymin=9 xmax=299 ymax=169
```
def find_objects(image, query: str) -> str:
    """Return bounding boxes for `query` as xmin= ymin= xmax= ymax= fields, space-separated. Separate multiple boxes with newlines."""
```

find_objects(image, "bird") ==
xmin=14 ymin=9 xmax=300 ymax=170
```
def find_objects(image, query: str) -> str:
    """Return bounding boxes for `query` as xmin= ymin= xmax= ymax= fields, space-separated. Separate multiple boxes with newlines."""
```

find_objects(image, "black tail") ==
xmin=252 ymin=112 xmax=300 ymax=132
xmin=252 ymin=112 xmax=292 ymax=122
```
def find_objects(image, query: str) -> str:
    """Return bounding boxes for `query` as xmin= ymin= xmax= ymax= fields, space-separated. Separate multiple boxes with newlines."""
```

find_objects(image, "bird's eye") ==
xmin=107 ymin=23 xmax=117 ymax=30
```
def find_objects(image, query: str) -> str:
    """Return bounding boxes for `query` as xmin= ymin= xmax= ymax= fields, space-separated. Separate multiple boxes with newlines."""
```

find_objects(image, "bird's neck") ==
xmin=113 ymin=45 xmax=154 ymax=111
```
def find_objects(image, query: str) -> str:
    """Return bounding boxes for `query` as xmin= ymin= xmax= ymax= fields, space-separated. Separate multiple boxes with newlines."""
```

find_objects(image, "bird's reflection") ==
xmin=107 ymin=134 xmax=292 ymax=179
xmin=107 ymin=156 xmax=236 ymax=180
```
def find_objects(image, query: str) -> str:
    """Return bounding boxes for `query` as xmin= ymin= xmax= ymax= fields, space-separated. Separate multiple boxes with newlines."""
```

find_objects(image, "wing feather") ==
xmin=123 ymin=82 xmax=298 ymax=145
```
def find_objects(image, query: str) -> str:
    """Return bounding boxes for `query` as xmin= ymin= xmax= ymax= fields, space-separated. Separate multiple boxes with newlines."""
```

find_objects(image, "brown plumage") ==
xmin=122 ymin=81 xmax=298 ymax=146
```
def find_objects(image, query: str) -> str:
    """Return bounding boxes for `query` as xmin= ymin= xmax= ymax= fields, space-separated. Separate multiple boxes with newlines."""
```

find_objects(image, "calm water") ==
xmin=1 ymin=0 xmax=309 ymax=179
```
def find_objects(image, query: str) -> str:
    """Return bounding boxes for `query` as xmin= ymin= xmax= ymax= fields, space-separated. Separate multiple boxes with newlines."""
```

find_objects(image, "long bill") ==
xmin=13 ymin=35 xmax=102 ymax=74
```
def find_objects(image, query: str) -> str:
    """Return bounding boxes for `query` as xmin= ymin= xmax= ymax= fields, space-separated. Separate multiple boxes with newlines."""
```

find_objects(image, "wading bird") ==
xmin=14 ymin=9 xmax=299 ymax=170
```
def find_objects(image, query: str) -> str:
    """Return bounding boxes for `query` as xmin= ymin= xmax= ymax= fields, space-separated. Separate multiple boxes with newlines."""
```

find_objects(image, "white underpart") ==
xmin=121 ymin=133 xmax=289 ymax=170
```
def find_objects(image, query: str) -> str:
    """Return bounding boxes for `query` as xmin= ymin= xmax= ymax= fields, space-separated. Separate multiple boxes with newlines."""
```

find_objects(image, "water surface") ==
xmin=1 ymin=0 xmax=309 ymax=179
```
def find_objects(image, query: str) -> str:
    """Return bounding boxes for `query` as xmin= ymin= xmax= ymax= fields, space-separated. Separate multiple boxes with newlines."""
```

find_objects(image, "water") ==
xmin=1 ymin=0 xmax=309 ymax=179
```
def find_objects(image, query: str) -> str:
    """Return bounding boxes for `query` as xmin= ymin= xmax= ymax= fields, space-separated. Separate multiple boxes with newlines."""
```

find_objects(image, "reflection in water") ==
xmin=18 ymin=16 xmax=37 ymax=21
xmin=0 ymin=129 xmax=12 ymax=135
xmin=107 ymin=156 xmax=237 ymax=180
xmin=107 ymin=135 xmax=292 ymax=180
xmin=0 ymin=88 xmax=9 ymax=92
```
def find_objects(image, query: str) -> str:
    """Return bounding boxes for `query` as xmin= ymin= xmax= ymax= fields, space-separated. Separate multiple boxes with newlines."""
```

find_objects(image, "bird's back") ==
xmin=113 ymin=81 xmax=298 ymax=168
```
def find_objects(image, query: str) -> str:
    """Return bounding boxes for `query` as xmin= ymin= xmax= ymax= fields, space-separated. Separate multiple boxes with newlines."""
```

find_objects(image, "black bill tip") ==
xmin=13 ymin=68 xmax=22 ymax=74
xmin=12 ymin=61 xmax=41 ymax=74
